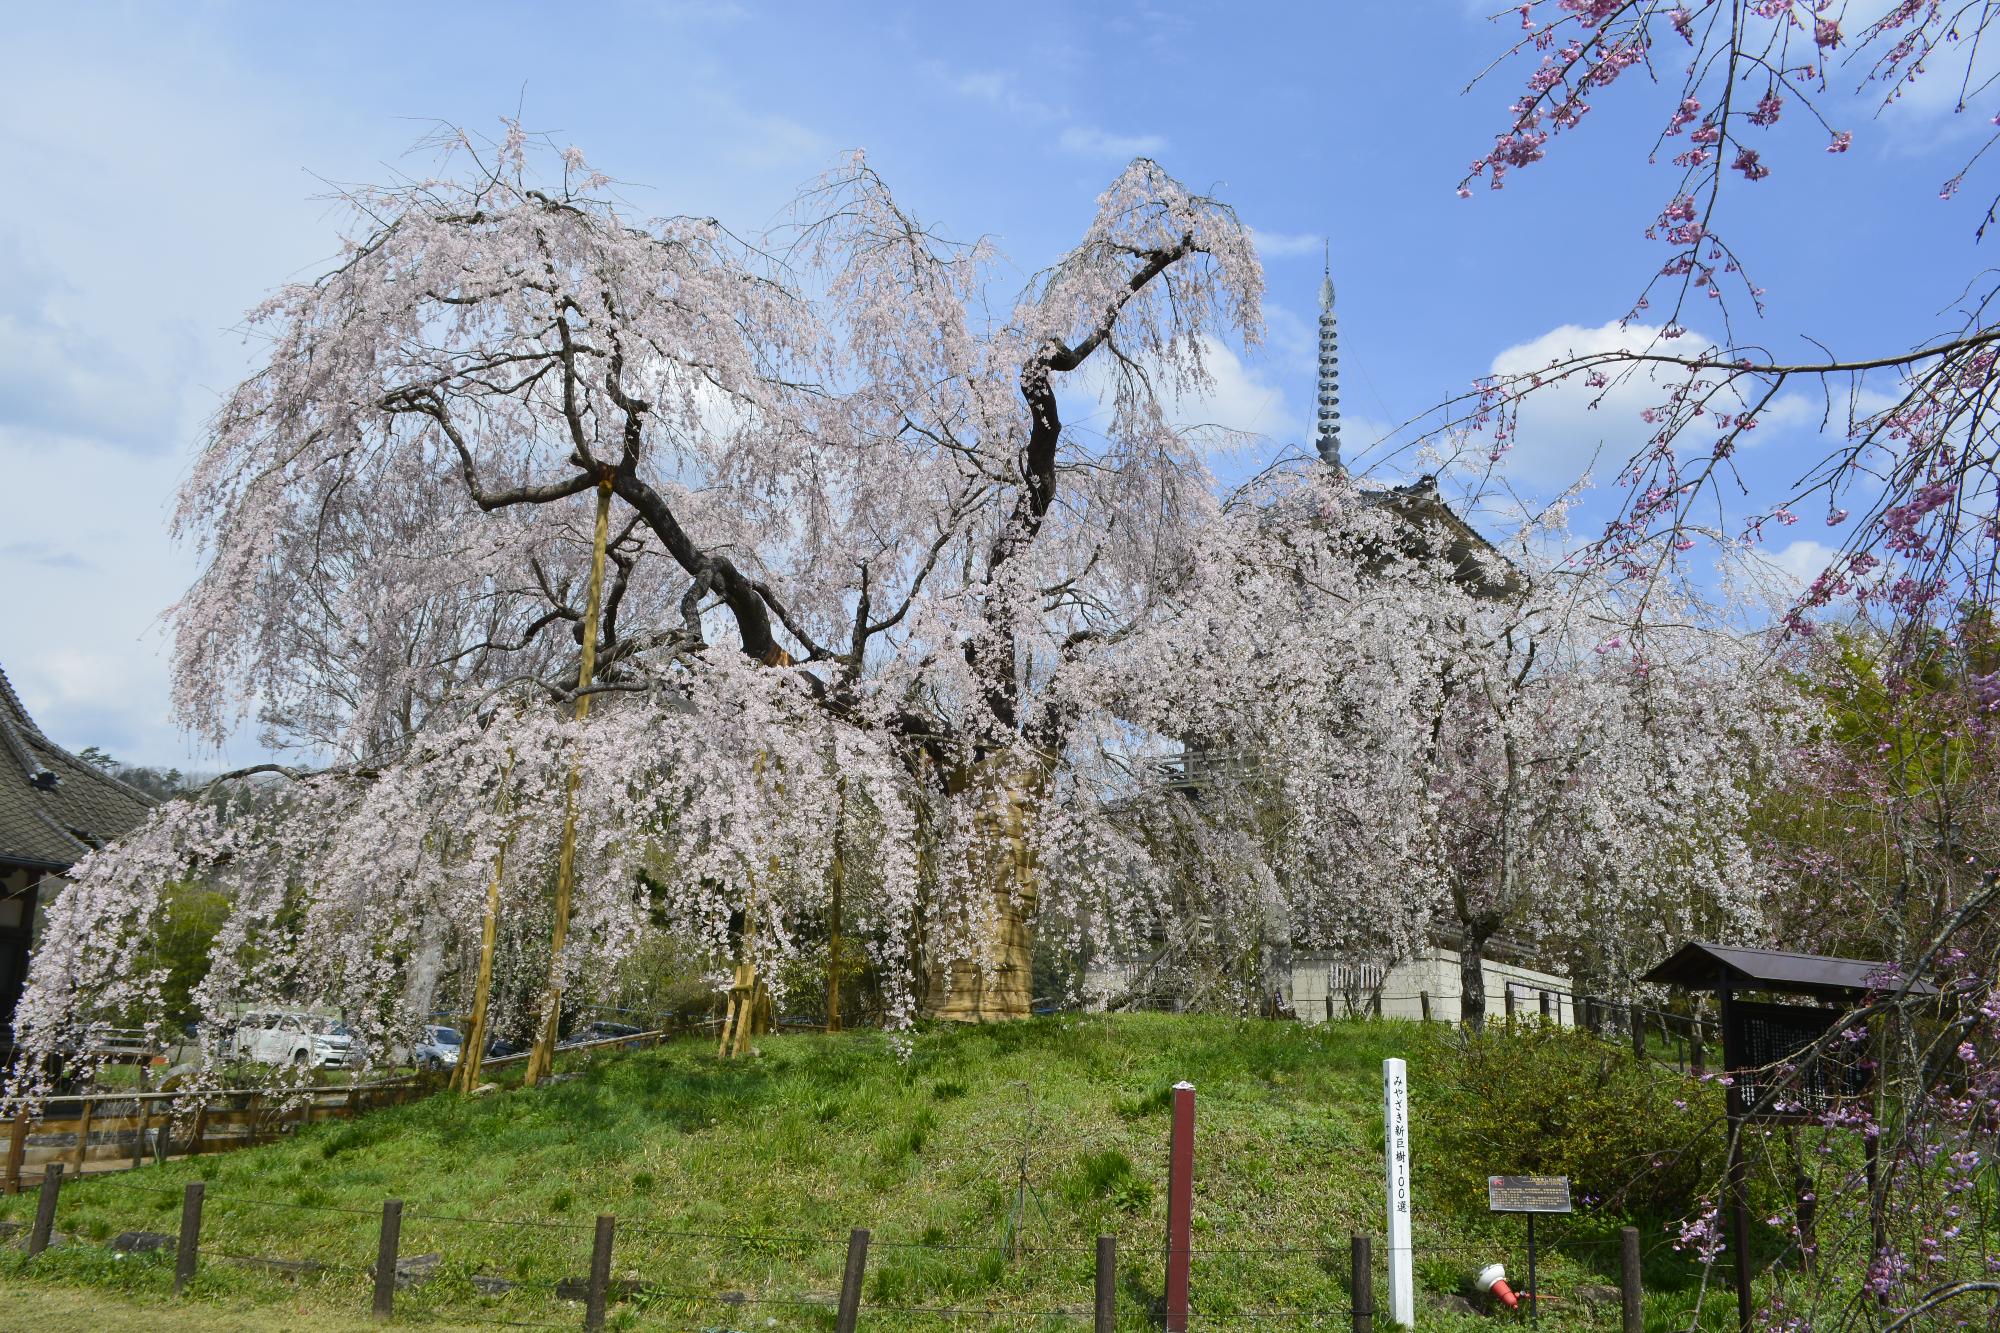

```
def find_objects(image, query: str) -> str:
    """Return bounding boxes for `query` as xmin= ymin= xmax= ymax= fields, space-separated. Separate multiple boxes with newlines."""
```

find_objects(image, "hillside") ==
xmin=1 ymin=1014 xmax=1724 ymax=1329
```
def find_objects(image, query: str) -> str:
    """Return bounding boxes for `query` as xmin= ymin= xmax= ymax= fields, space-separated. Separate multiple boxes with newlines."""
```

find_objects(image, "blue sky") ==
xmin=0 ymin=1 xmax=1986 ymax=766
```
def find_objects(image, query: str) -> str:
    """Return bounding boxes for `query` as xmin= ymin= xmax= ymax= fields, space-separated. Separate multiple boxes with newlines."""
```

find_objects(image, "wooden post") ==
xmin=1418 ymin=991 xmax=1431 ymax=1023
xmin=526 ymin=476 xmax=615 ymax=1087
xmin=131 ymin=1095 xmax=151 ymax=1170
xmin=372 ymin=1198 xmax=403 ymax=1319
xmin=5 ymin=1107 xmax=27 ymax=1194
xmin=827 ymin=779 xmax=845 ymax=1034
xmin=1350 ymin=1234 xmax=1374 ymax=1333
xmin=1095 ymin=1235 xmax=1116 ymax=1333
xmin=584 ymin=1213 xmax=616 ymax=1331
xmin=70 ymin=1098 xmax=94 ymax=1170
xmin=174 ymin=1180 xmax=205 ymax=1296
xmin=1538 ymin=990 xmax=1551 ymax=1022
xmin=1619 ymin=1225 xmax=1642 ymax=1333
xmin=835 ymin=1227 xmax=870 ymax=1333
xmin=1165 ymin=1081 xmax=1195 ymax=1332
xmin=28 ymin=1163 xmax=62 ymax=1255
xmin=457 ymin=755 xmax=515 ymax=1094
xmin=1504 ymin=984 xmax=1516 ymax=1027
xmin=1719 ymin=984 xmax=1754 ymax=1333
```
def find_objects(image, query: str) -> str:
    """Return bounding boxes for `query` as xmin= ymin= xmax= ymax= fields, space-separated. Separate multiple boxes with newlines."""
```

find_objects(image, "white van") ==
xmin=233 ymin=1011 xmax=356 ymax=1068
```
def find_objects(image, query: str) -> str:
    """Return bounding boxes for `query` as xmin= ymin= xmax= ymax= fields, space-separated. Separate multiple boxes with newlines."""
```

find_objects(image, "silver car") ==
xmin=233 ymin=1011 xmax=355 ymax=1068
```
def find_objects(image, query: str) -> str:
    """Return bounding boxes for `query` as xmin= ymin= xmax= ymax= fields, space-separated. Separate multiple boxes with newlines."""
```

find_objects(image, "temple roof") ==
xmin=0 ymin=665 xmax=156 ymax=871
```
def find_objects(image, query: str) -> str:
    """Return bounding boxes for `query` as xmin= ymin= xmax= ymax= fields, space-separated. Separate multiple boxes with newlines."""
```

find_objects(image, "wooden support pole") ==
xmin=1165 ymin=1081 xmax=1195 ymax=1332
xmin=1620 ymin=1225 xmax=1643 ymax=1333
xmin=584 ymin=1213 xmax=616 ymax=1331
xmin=28 ymin=1163 xmax=62 ymax=1255
xmin=70 ymin=1098 xmax=94 ymax=1170
xmin=458 ymin=764 xmax=512 ymax=1096
xmin=174 ymin=1180 xmax=205 ymax=1296
xmin=835 ymin=1227 xmax=870 ymax=1333
xmin=1350 ymin=1234 xmax=1374 ymax=1333
xmin=5 ymin=1107 xmax=27 ymax=1194
xmin=372 ymin=1198 xmax=403 ymax=1320
xmin=1095 ymin=1235 xmax=1116 ymax=1333
xmin=826 ymin=817 xmax=845 ymax=1035
xmin=131 ymin=1096 xmax=151 ymax=1170
xmin=526 ymin=477 xmax=614 ymax=1087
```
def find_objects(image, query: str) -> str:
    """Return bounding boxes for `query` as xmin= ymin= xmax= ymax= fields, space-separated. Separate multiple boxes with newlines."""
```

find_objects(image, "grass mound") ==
xmin=2 ymin=1014 xmax=1725 ymax=1329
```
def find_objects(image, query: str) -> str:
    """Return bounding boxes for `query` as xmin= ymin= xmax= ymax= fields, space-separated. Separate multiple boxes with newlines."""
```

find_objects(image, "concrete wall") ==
xmin=1085 ymin=944 xmax=1574 ymax=1026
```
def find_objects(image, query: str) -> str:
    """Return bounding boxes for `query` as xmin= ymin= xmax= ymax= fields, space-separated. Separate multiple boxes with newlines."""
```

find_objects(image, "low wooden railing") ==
xmin=1 ymin=1024 xmax=690 ymax=1194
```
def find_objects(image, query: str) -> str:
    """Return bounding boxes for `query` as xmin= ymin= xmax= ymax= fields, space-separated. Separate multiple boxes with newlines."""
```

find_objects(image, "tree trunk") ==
xmin=1458 ymin=925 xmax=1491 ymax=1031
xmin=925 ymin=755 xmax=1046 ymax=1023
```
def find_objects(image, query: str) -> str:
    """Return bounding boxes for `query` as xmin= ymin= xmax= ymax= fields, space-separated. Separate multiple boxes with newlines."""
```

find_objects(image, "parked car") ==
xmin=412 ymin=1025 xmax=464 ymax=1070
xmin=234 ymin=1012 xmax=356 ymax=1068
xmin=482 ymin=1034 xmax=527 ymax=1059
xmin=559 ymin=1020 xmax=643 ymax=1049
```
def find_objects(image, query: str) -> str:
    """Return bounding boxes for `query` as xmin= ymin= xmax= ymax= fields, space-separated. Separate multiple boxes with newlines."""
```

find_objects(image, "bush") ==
xmin=1410 ymin=1022 xmax=1723 ymax=1222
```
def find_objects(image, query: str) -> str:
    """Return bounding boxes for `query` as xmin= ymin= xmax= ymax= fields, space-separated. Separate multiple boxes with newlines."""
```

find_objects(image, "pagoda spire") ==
xmin=1315 ymin=241 xmax=1343 ymax=470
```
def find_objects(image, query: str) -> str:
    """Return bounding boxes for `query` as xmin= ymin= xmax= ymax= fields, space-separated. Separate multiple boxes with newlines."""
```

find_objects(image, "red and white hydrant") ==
xmin=1477 ymin=1261 xmax=1520 ymax=1310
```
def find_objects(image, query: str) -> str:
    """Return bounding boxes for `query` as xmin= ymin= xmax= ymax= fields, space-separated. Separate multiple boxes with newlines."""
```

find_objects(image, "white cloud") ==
xmin=1249 ymin=227 xmax=1324 ymax=259
xmin=1484 ymin=320 xmax=1732 ymax=491
xmin=1057 ymin=126 xmax=1168 ymax=159
xmin=1064 ymin=336 xmax=1305 ymax=458
xmin=1765 ymin=538 xmax=1839 ymax=592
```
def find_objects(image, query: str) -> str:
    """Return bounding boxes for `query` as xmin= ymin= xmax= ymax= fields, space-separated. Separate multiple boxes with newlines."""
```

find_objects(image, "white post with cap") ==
xmin=1383 ymin=1057 xmax=1414 ymax=1326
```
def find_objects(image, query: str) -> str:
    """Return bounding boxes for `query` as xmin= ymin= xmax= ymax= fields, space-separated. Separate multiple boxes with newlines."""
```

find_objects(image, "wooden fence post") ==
xmin=5 ymin=1107 xmax=27 ymax=1194
xmin=1350 ymin=1234 xmax=1374 ymax=1333
xmin=1165 ymin=1081 xmax=1196 ymax=1333
xmin=372 ymin=1198 xmax=403 ymax=1320
xmin=584 ymin=1213 xmax=616 ymax=1331
xmin=174 ymin=1180 xmax=205 ymax=1296
xmin=71 ymin=1098 xmax=94 ymax=1170
xmin=1095 ymin=1234 xmax=1116 ymax=1333
xmin=131 ymin=1096 xmax=152 ymax=1170
xmin=28 ymin=1163 xmax=62 ymax=1255
xmin=836 ymin=1227 xmax=870 ymax=1333
xmin=1620 ymin=1225 xmax=1643 ymax=1333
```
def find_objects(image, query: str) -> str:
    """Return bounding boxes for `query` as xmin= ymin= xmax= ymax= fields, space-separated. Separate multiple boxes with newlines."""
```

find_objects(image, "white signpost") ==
xmin=1382 ymin=1057 xmax=1414 ymax=1327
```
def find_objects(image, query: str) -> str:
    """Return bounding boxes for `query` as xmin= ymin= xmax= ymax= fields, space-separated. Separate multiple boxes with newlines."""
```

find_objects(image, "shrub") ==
xmin=1410 ymin=1022 xmax=1723 ymax=1222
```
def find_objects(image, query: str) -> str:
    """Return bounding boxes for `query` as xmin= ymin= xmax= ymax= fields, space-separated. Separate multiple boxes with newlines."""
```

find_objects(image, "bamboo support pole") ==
xmin=525 ymin=476 xmax=615 ymax=1086
xmin=456 ymin=755 xmax=515 ymax=1094
xmin=827 ymin=775 xmax=846 ymax=1033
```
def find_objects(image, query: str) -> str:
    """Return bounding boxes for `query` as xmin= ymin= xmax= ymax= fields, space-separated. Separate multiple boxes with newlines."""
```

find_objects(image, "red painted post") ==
xmin=1165 ymin=1080 xmax=1195 ymax=1332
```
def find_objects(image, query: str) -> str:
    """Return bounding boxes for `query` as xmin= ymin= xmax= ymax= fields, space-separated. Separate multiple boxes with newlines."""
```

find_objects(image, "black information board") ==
xmin=1724 ymin=999 xmax=1871 ymax=1120
xmin=1488 ymin=1175 xmax=1573 ymax=1214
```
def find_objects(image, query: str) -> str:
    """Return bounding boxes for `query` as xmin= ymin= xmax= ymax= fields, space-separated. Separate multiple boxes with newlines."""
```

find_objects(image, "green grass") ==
xmin=1 ymin=1014 xmax=1721 ymax=1329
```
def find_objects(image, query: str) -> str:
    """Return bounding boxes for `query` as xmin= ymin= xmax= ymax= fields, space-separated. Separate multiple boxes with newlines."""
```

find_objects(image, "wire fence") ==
xmin=2 ymin=1154 xmax=1658 ymax=1331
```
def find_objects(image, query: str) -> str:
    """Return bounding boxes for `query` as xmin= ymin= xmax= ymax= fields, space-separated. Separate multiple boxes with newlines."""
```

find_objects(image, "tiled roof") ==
xmin=0 ymin=664 xmax=157 ymax=871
